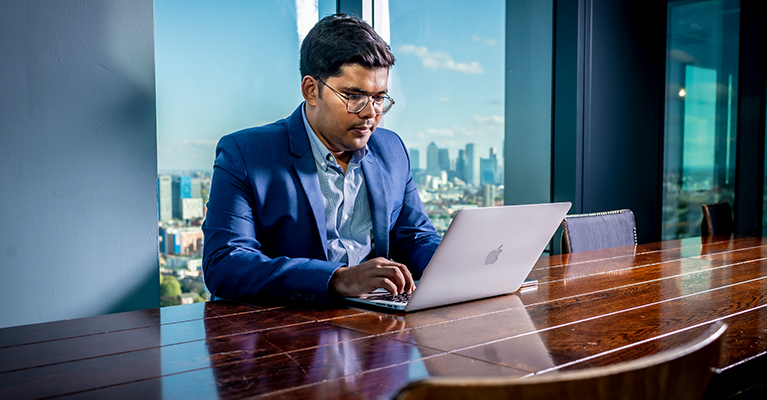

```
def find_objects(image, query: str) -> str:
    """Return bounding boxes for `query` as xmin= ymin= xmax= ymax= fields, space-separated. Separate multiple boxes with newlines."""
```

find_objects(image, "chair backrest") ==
xmin=561 ymin=209 xmax=636 ymax=254
xmin=395 ymin=322 xmax=726 ymax=400
xmin=701 ymin=202 xmax=733 ymax=236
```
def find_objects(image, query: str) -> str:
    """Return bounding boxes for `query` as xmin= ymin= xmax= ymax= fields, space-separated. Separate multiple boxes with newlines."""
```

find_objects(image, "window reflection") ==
xmin=662 ymin=0 xmax=740 ymax=240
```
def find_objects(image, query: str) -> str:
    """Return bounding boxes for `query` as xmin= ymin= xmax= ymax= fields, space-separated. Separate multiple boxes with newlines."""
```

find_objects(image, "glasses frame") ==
xmin=315 ymin=77 xmax=395 ymax=115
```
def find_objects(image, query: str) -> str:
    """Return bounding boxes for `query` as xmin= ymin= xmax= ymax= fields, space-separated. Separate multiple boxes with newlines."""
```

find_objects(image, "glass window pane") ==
xmin=386 ymin=0 xmax=505 ymax=235
xmin=155 ymin=1 xmax=311 ymax=306
xmin=764 ymin=80 xmax=767 ymax=232
xmin=662 ymin=0 xmax=740 ymax=240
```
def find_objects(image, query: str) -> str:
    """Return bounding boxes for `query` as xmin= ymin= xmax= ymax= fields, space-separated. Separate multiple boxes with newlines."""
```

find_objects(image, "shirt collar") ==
xmin=301 ymin=103 xmax=368 ymax=171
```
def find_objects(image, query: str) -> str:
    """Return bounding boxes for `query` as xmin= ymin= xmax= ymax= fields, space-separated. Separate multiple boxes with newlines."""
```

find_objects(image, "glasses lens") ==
xmin=347 ymin=94 xmax=368 ymax=113
xmin=379 ymin=97 xmax=394 ymax=115
xmin=346 ymin=94 xmax=394 ymax=115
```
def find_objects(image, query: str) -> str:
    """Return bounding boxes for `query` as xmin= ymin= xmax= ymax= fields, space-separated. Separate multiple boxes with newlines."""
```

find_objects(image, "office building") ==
xmin=455 ymin=149 xmax=466 ymax=182
xmin=158 ymin=175 xmax=173 ymax=222
xmin=426 ymin=142 xmax=440 ymax=174
xmin=172 ymin=175 xmax=204 ymax=220
xmin=181 ymin=198 xmax=204 ymax=221
xmin=172 ymin=176 xmax=190 ymax=220
xmin=480 ymin=158 xmax=496 ymax=186
xmin=410 ymin=149 xmax=420 ymax=171
xmin=464 ymin=143 xmax=480 ymax=187
xmin=438 ymin=148 xmax=450 ymax=173
xmin=482 ymin=184 xmax=497 ymax=207
xmin=164 ymin=226 xmax=203 ymax=256
xmin=489 ymin=146 xmax=499 ymax=185
xmin=190 ymin=177 xmax=202 ymax=199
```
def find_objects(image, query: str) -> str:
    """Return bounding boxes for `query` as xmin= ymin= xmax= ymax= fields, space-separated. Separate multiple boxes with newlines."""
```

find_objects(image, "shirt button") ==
xmin=349 ymin=245 xmax=354 ymax=250
xmin=320 ymin=163 xmax=326 ymax=168
xmin=343 ymin=214 xmax=349 ymax=221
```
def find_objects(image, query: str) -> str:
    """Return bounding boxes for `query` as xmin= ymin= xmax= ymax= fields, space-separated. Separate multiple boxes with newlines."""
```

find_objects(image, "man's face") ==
xmin=305 ymin=63 xmax=389 ymax=155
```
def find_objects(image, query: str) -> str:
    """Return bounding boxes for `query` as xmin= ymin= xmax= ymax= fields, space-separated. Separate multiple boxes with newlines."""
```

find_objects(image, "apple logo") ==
xmin=484 ymin=245 xmax=503 ymax=265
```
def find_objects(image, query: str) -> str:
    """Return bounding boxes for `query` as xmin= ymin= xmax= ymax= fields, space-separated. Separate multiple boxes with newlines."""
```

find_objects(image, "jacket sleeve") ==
xmin=387 ymin=137 xmax=442 ymax=276
xmin=202 ymin=135 xmax=343 ymax=303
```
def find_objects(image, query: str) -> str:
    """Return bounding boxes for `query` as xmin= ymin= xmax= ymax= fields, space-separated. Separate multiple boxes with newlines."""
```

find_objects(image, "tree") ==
xmin=160 ymin=274 xmax=181 ymax=298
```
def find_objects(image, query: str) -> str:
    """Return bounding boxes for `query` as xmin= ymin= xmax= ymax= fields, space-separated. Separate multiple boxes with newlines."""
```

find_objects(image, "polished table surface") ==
xmin=2 ymin=235 xmax=766 ymax=399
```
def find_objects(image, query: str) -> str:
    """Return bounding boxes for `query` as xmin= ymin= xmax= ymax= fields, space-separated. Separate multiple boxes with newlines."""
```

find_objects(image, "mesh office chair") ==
xmin=560 ymin=209 xmax=637 ymax=254
xmin=701 ymin=201 xmax=734 ymax=236
xmin=395 ymin=322 xmax=726 ymax=400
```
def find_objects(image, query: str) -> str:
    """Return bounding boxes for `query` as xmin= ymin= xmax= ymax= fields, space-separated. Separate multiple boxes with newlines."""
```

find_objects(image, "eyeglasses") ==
xmin=316 ymin=77 xmax=395 ymax=115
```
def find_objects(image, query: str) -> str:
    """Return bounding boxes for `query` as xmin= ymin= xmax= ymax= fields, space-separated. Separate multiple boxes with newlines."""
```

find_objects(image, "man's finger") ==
xmin=376 ymin=277 xmax=399 ymax=296
xmin=376 ymin=262 xmax=409 ymax=294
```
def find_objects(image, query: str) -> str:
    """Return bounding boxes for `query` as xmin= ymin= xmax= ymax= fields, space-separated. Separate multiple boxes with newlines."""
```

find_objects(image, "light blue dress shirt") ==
xmin=302 ymin=106 xmax=373 ymax=266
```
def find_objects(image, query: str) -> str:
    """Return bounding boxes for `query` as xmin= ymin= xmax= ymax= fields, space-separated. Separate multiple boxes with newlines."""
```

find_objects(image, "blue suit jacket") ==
xmin=202 ymin=105 xmax=441 ymax=303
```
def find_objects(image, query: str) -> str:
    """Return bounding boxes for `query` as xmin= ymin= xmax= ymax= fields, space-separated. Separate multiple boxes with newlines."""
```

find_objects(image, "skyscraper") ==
xmin=172 ymin=176 xmax=192 ymax=220
xmin=455 ymin=149 xmax=466 ymax=182
xmin=191 ymin=177 xmax=202 ymax=199
xmin=410 ymin=149 xmax=420 ymax=172
xmin=488 ymin=146 xmax=499 ymax=185
xmin=426 ymin=142 xmax=440 ymax=174
xmin=464 ymin=143 xmax=480 ymax=187
xmin=438 ymin=148 xmax=450 ymax=173
xmin=481 ymin=158 xmax=495 ymax=186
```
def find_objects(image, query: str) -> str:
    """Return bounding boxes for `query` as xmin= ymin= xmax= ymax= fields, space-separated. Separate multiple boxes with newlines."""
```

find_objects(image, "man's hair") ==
xmin=300 ymin=14 xmax=395 ymax=81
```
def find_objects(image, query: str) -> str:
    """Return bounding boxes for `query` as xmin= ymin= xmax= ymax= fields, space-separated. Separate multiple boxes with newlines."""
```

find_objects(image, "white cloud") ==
xmin=450 ymin=115 xmax=505 ymax=138
xmin=399 ymin=44 xmax=485 ymax=74
xmin=473 ymin=115 xmax=504 ymax=125
xmin=439 ymin=97 xmax=452 ymax=103
xmin=427 ymin=128 xmax=455 ymax=137
xmin=472 ymin=35 xmax=497 ymax=47
xmin=416 ymin=128 xmax=455 ymax=139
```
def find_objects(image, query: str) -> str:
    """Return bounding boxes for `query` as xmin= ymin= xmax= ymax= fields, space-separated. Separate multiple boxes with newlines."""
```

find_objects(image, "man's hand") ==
xmin=329 ymin=257 xmax=415 ymax=297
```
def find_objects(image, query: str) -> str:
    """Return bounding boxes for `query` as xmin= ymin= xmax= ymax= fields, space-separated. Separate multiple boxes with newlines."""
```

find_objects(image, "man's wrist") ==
xmin=328 ymin=264 xmax=349 ymax=297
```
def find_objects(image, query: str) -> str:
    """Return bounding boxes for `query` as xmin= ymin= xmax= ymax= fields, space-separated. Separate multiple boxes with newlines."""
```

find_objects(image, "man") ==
xmin=202 ymin=14 xmax=441 ymax=304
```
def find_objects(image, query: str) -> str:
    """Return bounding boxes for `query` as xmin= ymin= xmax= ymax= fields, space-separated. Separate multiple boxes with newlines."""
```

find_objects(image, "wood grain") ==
xmin=1 ymin=236 xmax=765 ymax=399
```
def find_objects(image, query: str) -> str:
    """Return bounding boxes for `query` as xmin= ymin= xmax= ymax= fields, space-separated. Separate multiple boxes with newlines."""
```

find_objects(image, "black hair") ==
xmin=300 ymin=14 xmax=395 ymax=81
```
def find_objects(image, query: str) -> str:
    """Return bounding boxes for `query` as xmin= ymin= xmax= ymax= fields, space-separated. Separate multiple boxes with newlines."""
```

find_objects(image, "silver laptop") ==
xmin=344 ymin=202 xmax=571 ymax=312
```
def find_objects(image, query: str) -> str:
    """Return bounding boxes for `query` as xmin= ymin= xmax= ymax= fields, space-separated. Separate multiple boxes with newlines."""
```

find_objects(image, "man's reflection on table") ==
xmin=202 ymin=307 xmax=425 ymax=398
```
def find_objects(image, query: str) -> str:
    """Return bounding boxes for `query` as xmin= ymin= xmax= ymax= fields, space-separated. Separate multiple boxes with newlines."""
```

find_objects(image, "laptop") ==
xmin=343 ymin=202 xmax=571 ymax=312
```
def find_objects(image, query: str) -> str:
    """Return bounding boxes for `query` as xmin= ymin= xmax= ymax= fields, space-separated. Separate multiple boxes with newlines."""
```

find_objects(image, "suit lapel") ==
xmin=362 ymin=155 xmax=390 ymax=258
xmin=288 ymin=105 xmax=329 ymax=260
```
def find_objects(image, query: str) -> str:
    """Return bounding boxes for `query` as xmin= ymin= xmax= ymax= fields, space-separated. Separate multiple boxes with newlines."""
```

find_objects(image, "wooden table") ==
xmin=1 ymin=236 xmax=766 ymax=399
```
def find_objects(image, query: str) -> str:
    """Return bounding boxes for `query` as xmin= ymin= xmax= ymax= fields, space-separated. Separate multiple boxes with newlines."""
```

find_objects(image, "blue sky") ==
xmin=155 ymin=0 xmax=505 ymax=173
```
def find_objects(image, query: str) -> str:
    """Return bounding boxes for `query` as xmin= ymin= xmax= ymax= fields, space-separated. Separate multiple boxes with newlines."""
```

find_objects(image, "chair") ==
xmin=560 ymin=209 xmax=636 ymax=254
xmin=701 ymin=201 xmax=734 ymax=236
xmin=395 ymin=322 xmax=726 ymax=400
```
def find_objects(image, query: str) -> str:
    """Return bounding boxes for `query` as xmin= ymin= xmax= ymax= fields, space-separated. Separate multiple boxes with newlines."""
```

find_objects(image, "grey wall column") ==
xmin=504 ymin=0 xmax=554 ymax=207
xmin=552 ymin=0 xmax=667 ymax=249
xmin=734 ymin=0 xmax=767 ymax=234
xmin=0 ymin=0 xmax=159 ymax=328
xmin=551 ymin=0 xmax=586 ymax=253
xmin=552 ymin=0 xmax=585 ymax=216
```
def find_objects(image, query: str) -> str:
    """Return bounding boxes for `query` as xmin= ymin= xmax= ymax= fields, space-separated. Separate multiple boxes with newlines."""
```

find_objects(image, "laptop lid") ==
xmin=345 ymin=202 xmax=571 ymax=312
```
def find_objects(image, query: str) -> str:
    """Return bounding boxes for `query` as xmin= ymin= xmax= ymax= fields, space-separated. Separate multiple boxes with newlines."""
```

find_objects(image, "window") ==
xmin=154 ymin=0 xmax=333 ymax=306
xmin=385 ymin=0 xmax=506 ymax=234
xmin=661 ymin=0 xmax=740 ymax=240
xmin=154 ymin=0 xmax=505 ymax=305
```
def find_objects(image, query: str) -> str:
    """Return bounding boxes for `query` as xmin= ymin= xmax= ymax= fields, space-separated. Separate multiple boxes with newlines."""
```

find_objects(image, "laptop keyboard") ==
xmin=366 ymin=292 xmax=412 ymax=304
